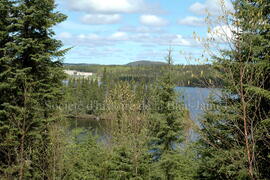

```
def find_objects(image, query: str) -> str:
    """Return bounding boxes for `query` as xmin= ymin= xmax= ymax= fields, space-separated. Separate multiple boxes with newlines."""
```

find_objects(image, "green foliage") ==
xmin=64 ymin=81 xmax=153 ymax=180
xmin=62 ymin=56 xmax=201 ymax=180
xmin=63 ymin=131 xmax=111 ymax=180
xmin=148 ymin=51 xmax=195 ymax=180
xmin=64 ymin=78 xmax=104 ymax=115
xmin=196 ymin=98 xmax=250 ymax=179
xmin=6 ymin=1 xmax=270 ymax=179
xmin=150 ymin=149 xmax=198 ymax=180
xmin=64 ymin=64 xmax=222 ymax=88
xmin=150 ymin=51 xmax=184 ymax=155
xmin=0 ymin=0 xmax=67 ymax=178
xmin=109 ymin=143 xmax=151 ymax=180
xmin=197 ymin=0 xmax=270 ymax=179
xmin=104 ymin=81 xmax=153 ymax=179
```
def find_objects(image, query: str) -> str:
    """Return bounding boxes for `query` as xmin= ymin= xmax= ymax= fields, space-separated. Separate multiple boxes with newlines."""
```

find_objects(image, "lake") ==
xmin=177 ymin=87 xmax=221 ymax=123
xmin=69 ymin=87 xmax=221 ymax=139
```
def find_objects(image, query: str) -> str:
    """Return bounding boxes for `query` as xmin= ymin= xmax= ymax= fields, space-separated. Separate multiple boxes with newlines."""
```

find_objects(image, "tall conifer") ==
xmin=150 ymin=50 xmax=185 ymax=179
xmin=197 ymin=0 xmax=270 ymax=179
xmin=0 ymin=0 xmax=67 ymax=178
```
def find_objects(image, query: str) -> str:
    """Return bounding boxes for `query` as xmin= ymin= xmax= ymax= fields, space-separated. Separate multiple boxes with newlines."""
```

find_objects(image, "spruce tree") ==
xmin=197 ymin=0 xmax=270 ymax=179
xmin=63 ymin=133 xmax=111 ymax=180
xmin=149 ymin=50 xmax=185 ymax=180
xmin=0 ymin=0 xmax=67 ymax=178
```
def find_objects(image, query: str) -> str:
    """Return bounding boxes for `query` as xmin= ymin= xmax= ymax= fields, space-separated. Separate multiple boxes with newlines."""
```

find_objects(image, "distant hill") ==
xmin=126 ymin=60 xmax=166 ymax=66
xmin=63 ymin=61 xmax=166 ymax=67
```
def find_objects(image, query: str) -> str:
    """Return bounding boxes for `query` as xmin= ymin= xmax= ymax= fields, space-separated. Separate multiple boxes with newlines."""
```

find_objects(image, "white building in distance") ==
xmin=64 ymin=70 xmax=93 ymax=78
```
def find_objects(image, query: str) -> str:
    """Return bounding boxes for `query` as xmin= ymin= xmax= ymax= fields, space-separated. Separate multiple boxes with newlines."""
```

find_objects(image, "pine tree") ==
xmin=197 ymin=0 xmax=270 ymax=179
xmin=0 ymin=0 xmax=67 ymax=178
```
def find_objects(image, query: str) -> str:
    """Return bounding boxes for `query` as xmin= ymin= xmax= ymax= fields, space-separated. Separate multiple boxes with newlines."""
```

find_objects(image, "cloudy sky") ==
xmin=54 ymin=0 xmax=233 ymax=65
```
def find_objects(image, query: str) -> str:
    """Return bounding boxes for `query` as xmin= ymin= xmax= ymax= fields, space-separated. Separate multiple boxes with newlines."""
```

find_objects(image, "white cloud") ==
xmin=58 ymin=32 xmax=72 ymax=39
xmin=190 ymin=2 xmax=205 ymax=15
xmin=57 ymin=31 xmax=195 ymax=48
xmin=171 ymin=35 xmax=192 ymax=46
xmin=140 ymin=15 xmax=168 ymax=27
xmin=57 ymin=21 xmax=99 ymax=31
xmin=119 ymin=26 xmax=165 ymax=33
xmin=77 ymin=34 xmax=86 ymax=39
xmin=130 ymin=33 xmax=195 ymax=47
xmin=76 ymin=34 xmax=112 ymax=46
xmin=66 ymin=0 xmax=152 ymax=14
xmin=67 ymin=46 xmax=125 ymax=62
xmin=81 ymin=14 xmax=122 ymax=24
xmin=78 ymin=33 xmax=101 ymax=40
xmin=189 ymin=0 xmax=234 ymax=16
xmin=208 ymin=25 xmax=237 ymax=42
xmin=109 ymin=32 xmax=129 ymax=40
xmin=178 ymin=16 xmax=205 ymax=26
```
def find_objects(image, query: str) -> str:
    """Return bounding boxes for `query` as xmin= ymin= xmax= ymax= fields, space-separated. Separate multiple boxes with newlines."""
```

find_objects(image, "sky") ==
xmin=54 ymin=0 xmax=233 ymax=65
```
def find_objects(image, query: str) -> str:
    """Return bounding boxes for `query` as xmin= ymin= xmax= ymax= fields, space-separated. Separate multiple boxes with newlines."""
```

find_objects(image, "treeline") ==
xmin=64 ymin=78 xmax=104 ymax=116
xmin=65 ymin=64 xmax=223 ymax=88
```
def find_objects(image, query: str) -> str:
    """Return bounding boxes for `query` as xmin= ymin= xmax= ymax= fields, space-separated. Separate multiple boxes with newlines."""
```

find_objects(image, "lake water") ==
xmin=177 ymin=87 xmax=221 ymax=124
xmin=69 ymin=87 xmax=221 ymax=138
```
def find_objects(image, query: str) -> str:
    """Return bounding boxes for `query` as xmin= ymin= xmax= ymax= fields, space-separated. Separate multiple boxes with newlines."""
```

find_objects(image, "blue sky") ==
xmin=54 ymin=0 xmax=233 ymax=65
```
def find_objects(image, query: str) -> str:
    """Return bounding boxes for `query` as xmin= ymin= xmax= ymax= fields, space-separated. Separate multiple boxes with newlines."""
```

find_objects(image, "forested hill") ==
xmin=64 ymin=60 xmax=166 ymax=67
xmin=126 ymin=60 xmax=166 ymax=66
xmin=64 ymin=63 xmax=223 ymax=88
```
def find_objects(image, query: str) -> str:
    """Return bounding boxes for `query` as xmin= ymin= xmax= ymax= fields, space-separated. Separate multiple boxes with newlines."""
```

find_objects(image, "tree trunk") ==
xmin=240 ymin=65 xmax=254 ymax=179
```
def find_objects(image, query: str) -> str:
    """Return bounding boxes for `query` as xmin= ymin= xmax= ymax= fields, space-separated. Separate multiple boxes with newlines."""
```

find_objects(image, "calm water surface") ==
xmin=177 ymin=87 xmax=221 ymax=124
xmin=69 ymin=87 xmax=221 ymax=138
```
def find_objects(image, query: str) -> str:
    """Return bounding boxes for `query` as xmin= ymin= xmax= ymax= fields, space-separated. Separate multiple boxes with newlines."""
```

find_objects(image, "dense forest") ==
xmin=0 ymin=0 xmax=269 ymax=180
xmin=64 ymin=64 xmax=223 ymax=88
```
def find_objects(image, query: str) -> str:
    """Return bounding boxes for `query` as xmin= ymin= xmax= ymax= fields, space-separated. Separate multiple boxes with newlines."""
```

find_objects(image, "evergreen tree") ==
xmin=101 ymin=67 xmax=108 ymax=94
xmin=197 ymin=0 xmax=270 ymax=179
xmin=63 ymin=132 xmax=111 ymax=180
xmin=149 ymin=50 xmax=185 ymax=180
xmin=109 ymin=137 xmax=151 ymax=180
xmin=0 ymin=0 xmax=67 ymax=178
